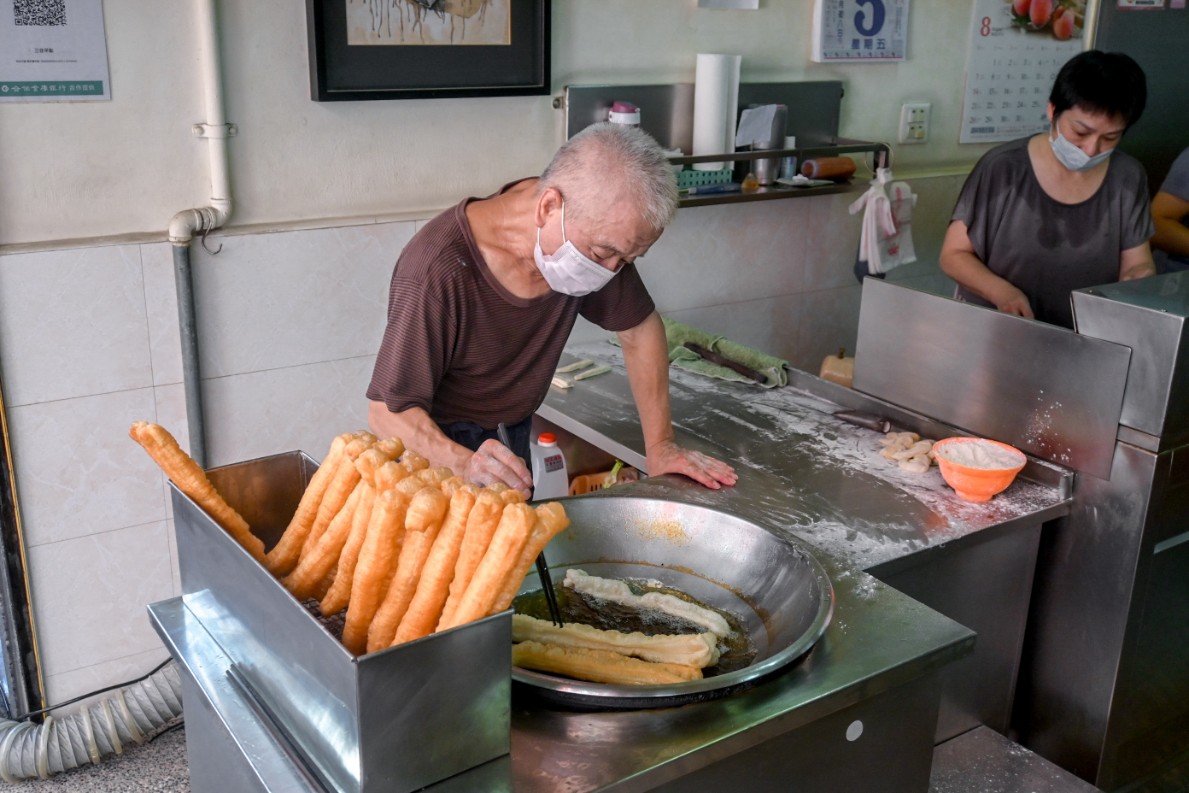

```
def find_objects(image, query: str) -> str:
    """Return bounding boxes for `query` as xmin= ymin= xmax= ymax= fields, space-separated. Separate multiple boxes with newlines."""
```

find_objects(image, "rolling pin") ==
xmin=683 ymin=342 xmax=768 ymax=384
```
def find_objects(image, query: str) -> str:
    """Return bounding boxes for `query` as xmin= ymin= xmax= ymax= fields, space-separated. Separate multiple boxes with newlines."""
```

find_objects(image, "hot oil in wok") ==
xmin=514 ymin=576 xmax=756 ymax=676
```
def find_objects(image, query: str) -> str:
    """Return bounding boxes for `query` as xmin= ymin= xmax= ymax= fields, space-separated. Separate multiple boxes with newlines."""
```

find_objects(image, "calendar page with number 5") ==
xmin=811 ymin=0 xmax=911 ymax=62
xmin=959 ymin=0 xmax=1092 ymax=143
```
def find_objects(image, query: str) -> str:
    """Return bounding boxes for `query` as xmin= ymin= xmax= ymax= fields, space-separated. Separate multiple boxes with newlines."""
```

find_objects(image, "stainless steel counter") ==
xmin=539 ymin=342 xmax=1071 ymax=573
xmin=538 ymin=341 xmax=1073 ymax=744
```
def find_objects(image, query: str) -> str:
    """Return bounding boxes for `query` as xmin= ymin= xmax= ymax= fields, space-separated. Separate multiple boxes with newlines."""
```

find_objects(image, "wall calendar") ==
xmin=811 ymin=0 xmax=911 ymax=62
xmin=959 ymin=0 xmax=1092 ymax=143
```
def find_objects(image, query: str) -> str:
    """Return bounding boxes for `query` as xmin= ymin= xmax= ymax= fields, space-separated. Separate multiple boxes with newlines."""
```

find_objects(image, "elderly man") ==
xmin=367 ymin=123 xmax=737 ymax=496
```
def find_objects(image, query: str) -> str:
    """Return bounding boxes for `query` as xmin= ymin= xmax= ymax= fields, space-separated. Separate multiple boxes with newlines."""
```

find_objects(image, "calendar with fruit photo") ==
xmin=958 ymin=0 xmax=1093 ymax=143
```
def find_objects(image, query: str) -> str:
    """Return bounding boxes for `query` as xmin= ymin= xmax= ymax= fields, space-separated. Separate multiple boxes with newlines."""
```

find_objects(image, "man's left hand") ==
xmin=647 ymin=439 xmax=737 ymax=490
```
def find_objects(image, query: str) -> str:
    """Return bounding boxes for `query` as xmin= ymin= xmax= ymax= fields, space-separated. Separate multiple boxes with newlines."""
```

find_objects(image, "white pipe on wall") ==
xmin=169 ymin=0 xmax=232 ymax=242
xmin=168 ymin=0 xmax=235 ymax=467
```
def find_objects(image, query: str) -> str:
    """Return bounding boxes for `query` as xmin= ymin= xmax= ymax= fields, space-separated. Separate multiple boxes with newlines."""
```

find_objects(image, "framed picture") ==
xmin=305 ymin=0 xmax=550 ymax=101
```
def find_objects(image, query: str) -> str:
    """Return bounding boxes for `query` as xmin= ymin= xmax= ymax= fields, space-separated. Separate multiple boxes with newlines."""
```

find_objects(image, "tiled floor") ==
xmin=12 ymin=720 xmax=188 ymax=791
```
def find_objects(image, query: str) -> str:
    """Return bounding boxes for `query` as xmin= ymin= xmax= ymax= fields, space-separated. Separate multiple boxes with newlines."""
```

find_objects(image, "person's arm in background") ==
xmin=616 ymin=311 xmax=737 ymax=489
xmin=1119 ymin=242 xmax=1157 ymax=281
xmin=1152 ymin=190 xmax=1189 ymax=260
xmin=939 ymin=220 xmax=1034 ymax=318
xmin=367 ymin=401 xmax=532 ymax=496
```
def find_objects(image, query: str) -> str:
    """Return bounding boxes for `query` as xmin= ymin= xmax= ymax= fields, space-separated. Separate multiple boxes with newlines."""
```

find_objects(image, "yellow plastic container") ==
xmin=819 ymin=348 xmax=855 ymax=388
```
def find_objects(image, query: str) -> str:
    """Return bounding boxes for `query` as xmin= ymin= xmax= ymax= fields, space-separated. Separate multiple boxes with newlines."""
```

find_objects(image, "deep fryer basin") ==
xmin=515 ymin=493 xmax=834 ymax=709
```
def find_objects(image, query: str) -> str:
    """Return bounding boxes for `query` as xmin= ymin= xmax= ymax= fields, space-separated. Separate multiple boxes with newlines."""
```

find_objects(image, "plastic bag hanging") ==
xmin=848 ymin=167 xmax=918 ymax=278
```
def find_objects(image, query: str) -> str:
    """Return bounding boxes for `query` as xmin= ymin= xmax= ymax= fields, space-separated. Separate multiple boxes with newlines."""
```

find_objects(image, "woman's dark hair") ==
xmin=1049 ymin=50 xmax=1147 ymax=128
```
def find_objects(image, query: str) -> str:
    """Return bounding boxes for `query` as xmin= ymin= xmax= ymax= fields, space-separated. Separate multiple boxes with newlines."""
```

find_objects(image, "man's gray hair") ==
xmin=539 ymin=123 xmax=679 ymax=232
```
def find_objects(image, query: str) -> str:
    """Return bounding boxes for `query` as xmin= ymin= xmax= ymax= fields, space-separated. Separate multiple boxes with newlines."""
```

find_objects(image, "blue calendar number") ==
xmin=854 ymin=0 xmax=886 ymax=37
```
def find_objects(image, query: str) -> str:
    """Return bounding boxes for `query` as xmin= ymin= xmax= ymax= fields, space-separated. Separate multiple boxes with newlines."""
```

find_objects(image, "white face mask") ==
xmin=1049 ymin=125 xmax=1114 ymax=173
xmin=533 ymin=203 xmax=617 ymax=297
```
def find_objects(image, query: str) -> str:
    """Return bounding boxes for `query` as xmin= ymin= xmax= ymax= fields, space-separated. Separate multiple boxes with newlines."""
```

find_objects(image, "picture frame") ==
xmin=305 ymin=0 xmax=550 ymax=102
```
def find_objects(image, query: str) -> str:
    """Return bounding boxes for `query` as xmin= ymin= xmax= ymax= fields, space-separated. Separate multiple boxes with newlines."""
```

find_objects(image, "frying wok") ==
xmin=514 ymin=493 xmax=834 ymax=709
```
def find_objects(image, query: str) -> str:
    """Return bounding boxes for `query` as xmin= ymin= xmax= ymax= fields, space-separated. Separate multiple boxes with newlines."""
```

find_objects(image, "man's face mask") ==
xmin=1049 ymin=123 xmax=1114 ymax=173
xmin=533 ymin=202 xmax=617 ymax=297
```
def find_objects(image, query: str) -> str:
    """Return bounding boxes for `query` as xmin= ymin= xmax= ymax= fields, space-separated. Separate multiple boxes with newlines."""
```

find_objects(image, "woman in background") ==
xmin=940 ymin=50 xmax=1155 ymax=329
xmin=1151 ymin=147 xmax=1189 ymax=272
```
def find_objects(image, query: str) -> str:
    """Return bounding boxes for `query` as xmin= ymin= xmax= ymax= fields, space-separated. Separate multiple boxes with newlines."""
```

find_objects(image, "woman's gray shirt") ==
xmin=951 ymin=136 xmax=1153 ymax=329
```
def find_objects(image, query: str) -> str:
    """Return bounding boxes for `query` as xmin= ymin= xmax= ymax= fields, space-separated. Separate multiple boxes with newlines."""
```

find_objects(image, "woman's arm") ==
xmin=1119 ymin=242 xmax=1156 ymax=282
xmin=1151 ymin=191 xmax=1189 ymax=259
xmin=939 ymin=220 xmax=1034 ymax=318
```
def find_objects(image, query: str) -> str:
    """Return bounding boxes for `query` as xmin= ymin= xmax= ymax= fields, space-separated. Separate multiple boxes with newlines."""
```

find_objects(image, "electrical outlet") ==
xmin=898 ymin=101 xmax=931 ymax=144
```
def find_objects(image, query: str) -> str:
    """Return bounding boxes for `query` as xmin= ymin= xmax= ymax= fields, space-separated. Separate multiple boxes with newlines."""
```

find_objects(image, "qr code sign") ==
xmin=13 ymin=0 xmax=67 ymax=26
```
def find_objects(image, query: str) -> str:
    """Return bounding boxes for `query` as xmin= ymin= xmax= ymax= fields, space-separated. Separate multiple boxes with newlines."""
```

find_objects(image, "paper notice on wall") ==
xmin=958 ymin=0 xmax=1090 ymax=144
xmin=0 ymin=0 xmax=110 ymax=102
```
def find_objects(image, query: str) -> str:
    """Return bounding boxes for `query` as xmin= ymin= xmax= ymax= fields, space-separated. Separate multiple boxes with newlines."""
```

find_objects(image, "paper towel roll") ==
xmin=692 ymin=53 xmax=741 ymax=171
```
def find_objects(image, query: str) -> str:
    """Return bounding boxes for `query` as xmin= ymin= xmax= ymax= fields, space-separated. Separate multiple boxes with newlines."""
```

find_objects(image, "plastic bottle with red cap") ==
xmin=607 ymin=100 xmax=641 ymax=128
xmin=530 ymin=432 xmax=569 ymax=500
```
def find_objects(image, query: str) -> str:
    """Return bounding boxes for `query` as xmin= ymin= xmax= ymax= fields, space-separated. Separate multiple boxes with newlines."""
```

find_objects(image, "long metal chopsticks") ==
xmin=496 ymin=423 xmax=563 ymax=627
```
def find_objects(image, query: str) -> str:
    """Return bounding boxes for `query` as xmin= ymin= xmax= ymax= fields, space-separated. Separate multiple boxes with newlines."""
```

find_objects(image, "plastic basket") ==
xmin=676 ymin=168 xmax=733 ymax=189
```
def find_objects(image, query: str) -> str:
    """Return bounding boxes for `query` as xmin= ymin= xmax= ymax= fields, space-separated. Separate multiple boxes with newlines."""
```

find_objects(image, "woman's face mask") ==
xmin=533 ymin=203 xmax=617 ymax=296
xmin=1048 ymin=111 xmax=1119 ymax=173
xmin=1049 ymin=128 xmax=1114 ymax=173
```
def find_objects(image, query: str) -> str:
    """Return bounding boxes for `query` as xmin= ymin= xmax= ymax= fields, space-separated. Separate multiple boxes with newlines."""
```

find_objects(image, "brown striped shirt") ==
xmin=367 ymin=183 xmax=655 ymax=428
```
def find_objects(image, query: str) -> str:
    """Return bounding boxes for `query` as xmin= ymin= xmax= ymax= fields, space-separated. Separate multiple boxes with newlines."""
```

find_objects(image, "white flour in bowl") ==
xmin=936 ymin=439 xmax=1024 ymax=470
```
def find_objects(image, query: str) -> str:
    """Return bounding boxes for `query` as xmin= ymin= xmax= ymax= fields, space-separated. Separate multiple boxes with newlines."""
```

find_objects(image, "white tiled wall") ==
xmin=0 ymin=219 xmax=413 ymax=707
xmin=0 ymin=175 xmax=959 ymax=710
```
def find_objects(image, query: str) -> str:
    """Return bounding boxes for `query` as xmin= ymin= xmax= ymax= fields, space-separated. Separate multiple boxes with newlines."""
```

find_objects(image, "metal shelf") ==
xmin=561 ymin=82 xmax=889 ymax=209
xmin=672 ymin=140 xmax=891 ymax=208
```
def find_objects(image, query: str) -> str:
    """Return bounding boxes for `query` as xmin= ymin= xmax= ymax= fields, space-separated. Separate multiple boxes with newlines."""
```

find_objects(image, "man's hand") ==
xmin=647 ymin=439 xmax=737 ymax=490
xmin=464 ymin=439 xmax=533 ymax=497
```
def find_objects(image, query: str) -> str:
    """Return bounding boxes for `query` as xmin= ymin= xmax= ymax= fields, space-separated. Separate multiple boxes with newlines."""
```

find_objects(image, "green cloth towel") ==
xmin=613 ymin=317 xmax=789 ymax=388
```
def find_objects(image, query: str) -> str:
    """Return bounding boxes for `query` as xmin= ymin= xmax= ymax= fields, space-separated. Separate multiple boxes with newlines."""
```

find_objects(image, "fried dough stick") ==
xmin=491 ymin=502 xmax=570 ymax=613
xmin=297 ymin=437 xmax=371 ymax=561
xmin=342 ymin=488 xmax=409 ymax=655
xmin=129 ymin=421 xmax=265 ymax=564
xmin=320 ymin=460 xmax=407 ymax=615
xmin=392 ymin=484 xmax=478 ymax=645
xmin=367 ymin=487 xmax=450 ymax=652
xmin=439 ymin=502 xmax=533 ymax=631
xmin=284 ymin=446 xmax=393 ymax=600
xmin=265 ymin=432 xmax=357 ymax=576
xmin=436 ymin=489 xmax=504 ymax=631
xmin=512 ymin=641 xmax=702 ymax=685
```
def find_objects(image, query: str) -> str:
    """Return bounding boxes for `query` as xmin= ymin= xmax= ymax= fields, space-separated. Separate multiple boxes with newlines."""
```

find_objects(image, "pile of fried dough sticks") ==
xmin=129 ymin=423 xmax=569 ymax=656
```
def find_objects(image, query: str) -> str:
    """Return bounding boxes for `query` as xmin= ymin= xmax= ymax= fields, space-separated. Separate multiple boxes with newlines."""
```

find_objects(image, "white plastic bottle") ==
xmin=530 ymin=433 xmax=569 ymax=501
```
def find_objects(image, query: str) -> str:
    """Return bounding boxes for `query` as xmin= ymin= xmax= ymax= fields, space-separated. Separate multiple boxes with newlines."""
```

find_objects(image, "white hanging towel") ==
xmin=848 ymin=168 xmax=918 ymax=275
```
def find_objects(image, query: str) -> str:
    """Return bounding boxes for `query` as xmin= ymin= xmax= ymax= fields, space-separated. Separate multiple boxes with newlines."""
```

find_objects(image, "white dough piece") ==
xmin=550 ymin=376 xmax=572 ymax=390
xmin=563 ymin=569 xmax=732 ymax=638
xmin=898 ymin=455 xmax=931 ymax=474
xmin=880 ymin=431 xmax=919 ymax=447
xmin=892 ymin=440 xmax=934 ymax=460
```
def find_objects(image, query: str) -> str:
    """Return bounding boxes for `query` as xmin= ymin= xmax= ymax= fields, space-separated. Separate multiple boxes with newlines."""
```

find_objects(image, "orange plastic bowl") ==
xmin=932 ymin=437 xmax=1026 ymax=503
